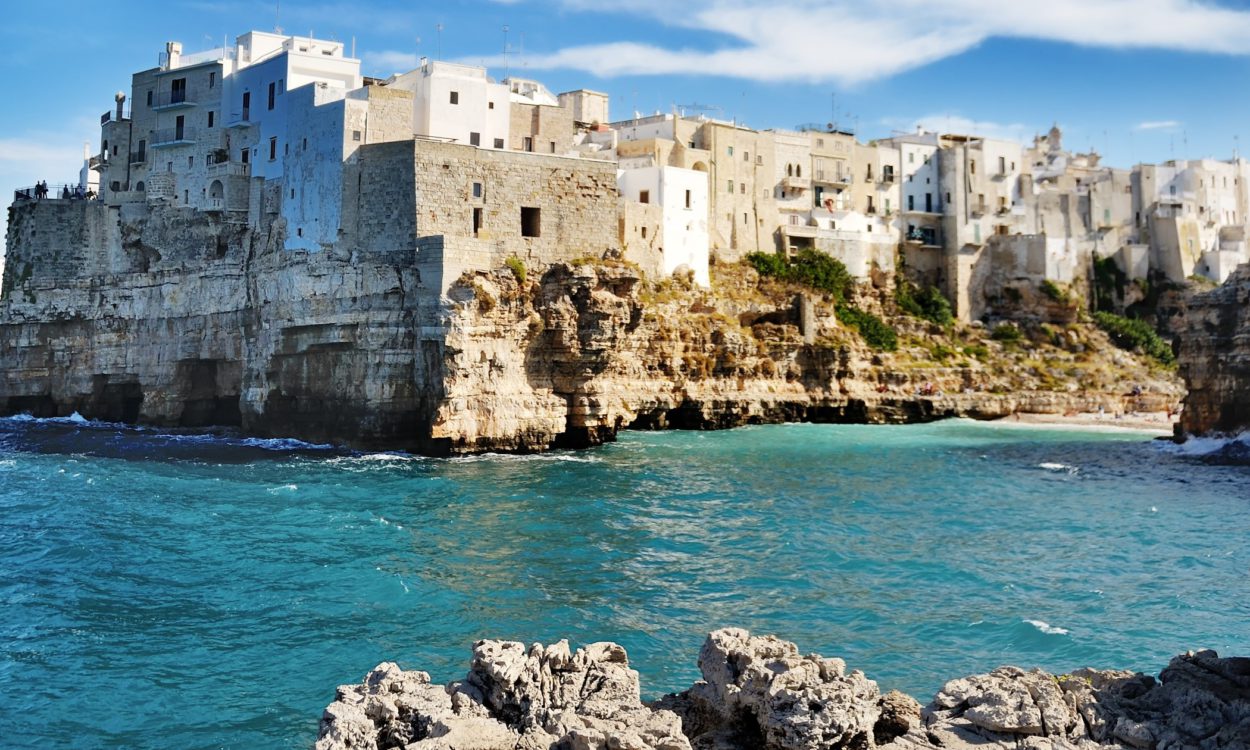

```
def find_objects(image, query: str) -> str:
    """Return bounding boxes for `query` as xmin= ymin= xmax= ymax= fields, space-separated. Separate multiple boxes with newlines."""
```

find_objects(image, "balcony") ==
xmin=971 ymin=202 xmax=988 ymax=217
xmin=152 ymin=91 xmax=197 ymax=111
xmin=226 ymin=113 xmax=255 ymax=129
xmin=151 ymin=127 xmax=197 ymax=148
xmin=815 ymin=171 xmax=853 ymax=186
xmin=207 ymin=160 xmax=251 ymax=178
xmin=781 ymin=223 xmax=818 ymax=239
xmin=906 ymin=228 xmax=942 ymax=248
xmin=880 ymin=171 xmax=896 ymax=184
xmin=129 ymin=150 xmax=147 ymax=164
xmin=782 ymin=175 xmax=811 ymax=191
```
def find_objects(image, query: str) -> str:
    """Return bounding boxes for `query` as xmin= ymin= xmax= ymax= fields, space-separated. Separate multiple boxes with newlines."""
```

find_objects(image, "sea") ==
xmin=1 ymin=415 xmax=1248 ymax=748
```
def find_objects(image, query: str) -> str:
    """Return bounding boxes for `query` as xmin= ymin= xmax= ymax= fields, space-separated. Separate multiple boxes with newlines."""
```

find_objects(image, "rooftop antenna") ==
xmin=436 ymin=23 xmax=443 ymax=60
xmin=520 ymin=32 xmax=526 ymax=70
xmin=274 ymin=0 xmax=282 ymax=34
xmin=502 ymin=25 xmax=510 ymax=79
xmin=351 ymin=36 xmax=355 ymax=59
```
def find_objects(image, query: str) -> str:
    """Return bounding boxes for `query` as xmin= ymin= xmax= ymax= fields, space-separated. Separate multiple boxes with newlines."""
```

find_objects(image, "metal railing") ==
xmin=129 ymin=150 xmax=147 ymax=164
xmin=151 ymin=127 xmax=197 ymax=146
xmin=100 ymin=109 xmax=132 ymax=124
xmin=14 ymin=184 xmax=98 ymax=202
xmin=152 ymin=90 xmax=196 ymax=109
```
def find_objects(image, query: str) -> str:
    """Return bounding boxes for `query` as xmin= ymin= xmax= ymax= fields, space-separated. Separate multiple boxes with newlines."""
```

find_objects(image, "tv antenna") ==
xmin=502 ymin=25 xmax=510 ymax=79
xmin=436 ymin=23 xmax=443 ymax=60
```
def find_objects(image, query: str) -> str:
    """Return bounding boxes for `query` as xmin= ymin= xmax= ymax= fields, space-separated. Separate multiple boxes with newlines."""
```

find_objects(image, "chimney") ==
xmin=115 ymin=92 xmax=126 ymax=121
xmin=165 ymin=41 xmax=183 ymax=70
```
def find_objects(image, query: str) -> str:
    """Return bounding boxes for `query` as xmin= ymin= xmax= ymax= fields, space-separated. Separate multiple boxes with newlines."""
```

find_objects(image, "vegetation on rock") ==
xmin=1093 ymin=311 xmax=1175 ymax=366
xmin=837 ymin=305 xmax=898 ymax=351
xmin=745 ymin=250 xmax=852 ymax=302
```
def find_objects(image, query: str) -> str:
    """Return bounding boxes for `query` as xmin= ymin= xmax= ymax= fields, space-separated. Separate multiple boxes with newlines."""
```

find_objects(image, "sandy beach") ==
xmin=988 ymin=410 xmax=1176 ymax=436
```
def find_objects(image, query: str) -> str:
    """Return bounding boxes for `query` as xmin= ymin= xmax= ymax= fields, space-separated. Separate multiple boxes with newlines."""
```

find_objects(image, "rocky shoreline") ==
xmin=315 ymin=628 xmax=1250 ymax=750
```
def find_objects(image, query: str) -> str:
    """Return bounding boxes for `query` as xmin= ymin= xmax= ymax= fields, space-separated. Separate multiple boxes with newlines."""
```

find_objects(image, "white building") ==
xmin=618 ymin=166 xmax=710 ymax=286
xmin=386 ymin=60 xmax=510 ymax=149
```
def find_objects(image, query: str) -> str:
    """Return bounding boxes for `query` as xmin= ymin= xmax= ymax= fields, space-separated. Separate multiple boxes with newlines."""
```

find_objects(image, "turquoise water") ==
xmin=1 ymin=417 xmax=1248 ymax=748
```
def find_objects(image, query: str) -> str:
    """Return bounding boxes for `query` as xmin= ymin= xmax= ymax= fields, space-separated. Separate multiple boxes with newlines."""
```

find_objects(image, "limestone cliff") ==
xmin=1177 ymin=264 xmax=1250 ymax=437
xmin=1 ymin=200 xmax=1182 ymax=454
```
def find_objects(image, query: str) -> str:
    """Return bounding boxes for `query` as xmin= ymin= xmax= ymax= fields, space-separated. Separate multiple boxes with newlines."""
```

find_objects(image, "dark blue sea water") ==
xmin=1 ymin=416 xmax=1248 ymax=748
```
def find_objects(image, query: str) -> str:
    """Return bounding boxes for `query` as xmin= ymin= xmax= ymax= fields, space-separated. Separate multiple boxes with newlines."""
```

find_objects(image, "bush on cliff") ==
xmin=746 ymin=250 xmax=852 ymax=302
xmin=837 ymin=305 xmax=898 ymax=351
xmin=1093 ymin=311 xmax=1175 ymax=366
xmin=505 ymin=256 xmax=527 ymax=285
xmin=896 ymin=277 xmax=954 ymax=327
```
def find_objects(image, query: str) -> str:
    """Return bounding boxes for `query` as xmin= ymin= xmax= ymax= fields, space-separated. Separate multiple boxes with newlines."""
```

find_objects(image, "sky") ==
xmin=3 ymin=0 xmax=1250 ymax=259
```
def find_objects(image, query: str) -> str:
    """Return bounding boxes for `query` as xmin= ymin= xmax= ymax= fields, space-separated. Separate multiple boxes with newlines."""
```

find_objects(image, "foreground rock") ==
xmin=317 ymin=630 xmax=1250 ymax=750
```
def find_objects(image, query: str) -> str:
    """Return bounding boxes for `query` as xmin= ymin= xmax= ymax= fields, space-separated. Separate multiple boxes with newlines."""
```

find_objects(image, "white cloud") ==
xmin=363 ymin=50 xmax=420 ymax=76
xmin=885 ymin=114 xmax=1035 ymax=144
xmin=483 ymin=0 xmax=1250 ymax=85
xmin=1136 ymin=120 xmax=1182 ymax=131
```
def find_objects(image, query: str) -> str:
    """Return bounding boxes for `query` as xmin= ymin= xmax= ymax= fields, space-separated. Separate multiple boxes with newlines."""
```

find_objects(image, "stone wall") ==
xmin=509 ymin=102 xmax=575 ymax=155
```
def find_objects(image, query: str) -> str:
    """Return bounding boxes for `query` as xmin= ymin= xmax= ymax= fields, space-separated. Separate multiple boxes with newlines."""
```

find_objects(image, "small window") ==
xmin=550 ymin=141 xmax=556 ymax=153
xmin=297 ymin=227 xmax=303 ymax=237
xmin=470 ymin=132 xmax=481 ymax=147
xmin=488 ymin=101 xmax=495 ymax=110
xmin=240 ymin=148 xmax=249 ymax=164
xmin=685 ymin=190 xmax=692 ymax=209
xmin=188 ymin=156 xmax=194 ymax=168
xmin=727 ymin=180 xmax=733 ymax=193
xmin=209 ymin=71 xmax=216 ymax=88
xmin=352 ymin=130 xmax=362 ymax=142
xmin=641 ymin=226 xmax=648 ymax=239
xmin=756 ymin=155 xmax=763 ymax=165
xmin=639 ymin=190 xmax=650 ymax=204
xmin=450 ymin=91 xmax=459 ymax=105
xmin=269 ymin=137 xmax=277 ymax=160
xmin=291 ymin=189 xmax=295 ymax=199
xmin=472 ymin=207 xmax=483 ymax=236
xmin=278 ymin=78 xmax=284 ymax=95
xmin=523 ymin=136 xmax=533 ymax=152
xmin=739 ymin=183 xmax=745 ymax=195
xmin=207 ymin=111 xmax=215 ymax=128
xmin=521 ymin=207 xmax=541 ymax=238
xmin=302 ymin=138 xmax=307 ymax=149
xmin=146 ymin=90 xmax=153 ymax=107
xmin=744 ymin=151 xmax=749 ymax=162
xmin=472 ymin=182 xmax=483 ymax=199
xmin=727 ymin=146 xmax=734 ymax=156
xmin=743 ymin=212 xmax=748 ymax=225
xmin=970 ymin=159 xmax=976 ymax=175
xmin=268 ymin=82 xmax=276 ymax=110
xmin=494 ymin=138 xmax=504 ymax=149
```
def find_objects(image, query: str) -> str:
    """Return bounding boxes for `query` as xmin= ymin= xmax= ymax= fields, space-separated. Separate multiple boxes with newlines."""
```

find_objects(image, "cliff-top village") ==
xmin=11 ymin=30 xmax=1249 ymax=323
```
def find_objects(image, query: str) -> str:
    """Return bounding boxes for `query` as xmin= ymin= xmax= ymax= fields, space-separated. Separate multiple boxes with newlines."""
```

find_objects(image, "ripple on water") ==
xmin=0 ymin=420 xmax=1248 ymax=749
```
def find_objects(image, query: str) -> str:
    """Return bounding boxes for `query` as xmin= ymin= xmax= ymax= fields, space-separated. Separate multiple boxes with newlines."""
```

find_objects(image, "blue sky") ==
xmin=4 ymin=0 xmax=1250 ymax=221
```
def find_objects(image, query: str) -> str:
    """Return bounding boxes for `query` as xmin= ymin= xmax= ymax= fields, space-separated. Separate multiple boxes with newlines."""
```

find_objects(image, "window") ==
xmin=816 ymin=139 xmax=824 ymax=148
xmin=727 ymin=146 xmax=734 ymax=156
xmin=727 ymin=180 xmax=733 ymax=193
xmin=550 ymin=141 xmax=556 ymax=153
xmin=207 ymin=111 xmax=215 ymax=128
xmin=523 ymin=136 xmax=533 ymax=152
xmin=240 ymin=148 xmax=249 ymax=164
xmin=639 ymin=190 xmax=650 ymax=204
xmin=744 ymin=151 xmax=750 ymax=162
xmin=909 ymin=152 xmax=915 ymax=164
xmin=925 ymin=193 xmax=933 ymax=212
xmin=494 ymin=138 xmax=504 ymax=149
xmin=473 ymin=207 xmax=483 ymax=236
xmin=521 ymin=207 xmax=541 ymax=237
xmin=269 ymin=137 xmax=277 ymax=161
xmin=188 ymin=155 xmax=194 ymax=168
xmin=171 ymin=78 xmax=187 ymax=104
xmin=291 ymin=189 xmax=295 ymax=199
xmin=174 ymin=114 xmax=185 ymax=139
xmin=970 ymin=159 xmax=976 ymax=175
xmin=739 ymin=183 xmax=745 ymax=195
xmin=743 ymin=212 xmax=748 ymax=225
xmin=352 ymin=130 xmax=362 ymax=142
xmin=146 ymin=90 xmax=153 ymax=107
xmin=685 ymin=190 xmax=692 ymax=209
xmin=209 ymin=71 xmax=216 ymax=88
xmin=278 ymin=78 xmax=284 ymax=94
xmin=268 ymin=82 xmax=276 ymax=110
xmin=757 ymin=155 xmax=763 ymax=165
xmin=998 ymin=156 xmax=1006 ymax=174
xmin=908 ymin=195 xmax=915 ymax=211
xmin=488 ymin=101 xmax=494 ymax=110
xmin=242 ymin=92 xmax=251 ymax=120
xmin=450 ymin=91 xmax=459 ymax=105
xmin=641 ymin=226 xmax=648 ymax=239
xmin=302 ymin=138 xmax=307 ymax=150
xmin=469 ymin=132 xmax=481 ymax=147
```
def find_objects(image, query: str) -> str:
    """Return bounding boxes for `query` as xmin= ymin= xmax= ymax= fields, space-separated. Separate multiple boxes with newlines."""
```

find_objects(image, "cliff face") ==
xmin=1178 ymin=264 xmax=1250 ymax=437
xmin=1 ymin=201 xmax=1183 ymax=454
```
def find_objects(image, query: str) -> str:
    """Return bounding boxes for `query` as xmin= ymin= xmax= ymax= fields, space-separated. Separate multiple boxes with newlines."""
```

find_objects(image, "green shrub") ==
xmin=897 ymin=278 xmax=954 ymax=327
xmin=1093 ymin=256 xmax=1126 ymax=311
xmin=838 ymin=305 xmax=898 ymax=351
xmin=991 ymin=323 xmax=1023 ymax=343
xmin=746 ymin=250 xmax=852 ymax=302
xmin=1040 ymin=279 xmax=1069 ymax=304
xmin=504 ymin=256 xmax=527 ymax=285
xmin=962 ymin=344 xmax=989 ymax=360
xmin=1092 ymin=311 xmax=1175 ymax=366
